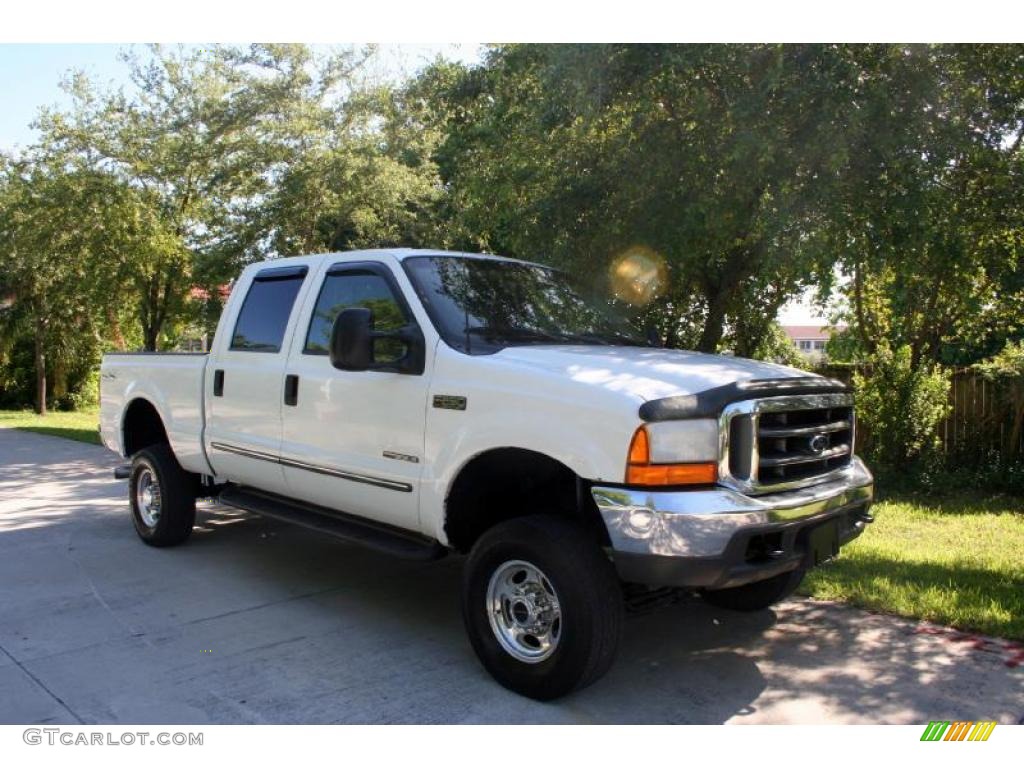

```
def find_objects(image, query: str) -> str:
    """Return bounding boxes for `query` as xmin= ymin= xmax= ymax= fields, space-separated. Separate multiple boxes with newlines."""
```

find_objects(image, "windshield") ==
xmin=402 ymin=255 xmax=648 ymax=355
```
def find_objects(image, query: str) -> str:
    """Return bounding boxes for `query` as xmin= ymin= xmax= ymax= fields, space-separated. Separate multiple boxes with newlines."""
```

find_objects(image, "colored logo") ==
xmin=920 ymin=721 xmax=997 ymax=741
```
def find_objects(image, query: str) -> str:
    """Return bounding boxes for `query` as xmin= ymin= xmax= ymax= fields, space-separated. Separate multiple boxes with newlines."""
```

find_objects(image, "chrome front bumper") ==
xmin=591 ymin=457 xmax=874 ymax=588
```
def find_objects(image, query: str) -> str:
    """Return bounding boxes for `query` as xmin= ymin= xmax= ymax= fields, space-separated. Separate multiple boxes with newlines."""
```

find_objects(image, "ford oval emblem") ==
xmin=809 ymin=434 xmax=830 ymax=454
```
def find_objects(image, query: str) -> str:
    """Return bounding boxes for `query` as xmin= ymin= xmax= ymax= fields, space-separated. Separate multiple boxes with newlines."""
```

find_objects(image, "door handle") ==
xmin=213 ymin=369 xmax=225 ymax=397
xmin=284 ymin=374 xmax=299 ymax=406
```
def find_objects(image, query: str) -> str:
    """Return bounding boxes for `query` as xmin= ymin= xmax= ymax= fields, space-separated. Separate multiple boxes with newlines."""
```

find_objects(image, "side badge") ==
xmin=433 ymin=394 xmax=467 ymax=411
xmin=383 ymin=451 xmax=420 ymax=464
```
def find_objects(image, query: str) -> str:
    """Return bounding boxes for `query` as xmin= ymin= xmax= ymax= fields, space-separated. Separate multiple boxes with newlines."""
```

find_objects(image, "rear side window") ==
xmin=230 ymin=268 xmax=307 ymax=352
xmin=304 ymin=271 xmax=408 ymax=358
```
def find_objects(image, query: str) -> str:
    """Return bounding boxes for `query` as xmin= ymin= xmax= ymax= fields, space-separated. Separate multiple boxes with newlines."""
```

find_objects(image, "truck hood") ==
xmin=493 ymin=345 xmax=809 ymax=403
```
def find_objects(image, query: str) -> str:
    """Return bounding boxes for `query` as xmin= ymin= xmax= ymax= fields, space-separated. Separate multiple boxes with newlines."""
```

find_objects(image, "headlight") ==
xmin=645 ymin=419 xmax=719 ymax=463
xmin=625 ymin=421 xmax=719 ymax=487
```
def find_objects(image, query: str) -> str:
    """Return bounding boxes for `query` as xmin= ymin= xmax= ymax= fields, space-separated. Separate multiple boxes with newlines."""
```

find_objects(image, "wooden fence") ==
xmin=816 ymin=367 xmax=1023 ymax=459
xmin=940 ymin=371 xmax=1023 ymax=457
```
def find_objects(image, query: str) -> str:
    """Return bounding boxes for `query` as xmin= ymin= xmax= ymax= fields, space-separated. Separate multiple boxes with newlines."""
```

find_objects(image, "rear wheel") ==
xmin=462 ymin=515 xmax=623 ymax=700
xmin=701 ymin=568 xmax=806 ymax=612
xmin=129 ymin=444 xmax=196 ymax=547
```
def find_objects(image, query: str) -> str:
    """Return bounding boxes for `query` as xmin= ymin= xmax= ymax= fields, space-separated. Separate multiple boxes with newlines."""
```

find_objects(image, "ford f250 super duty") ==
xmin=100 ymin=248 xmax=874 ymax=700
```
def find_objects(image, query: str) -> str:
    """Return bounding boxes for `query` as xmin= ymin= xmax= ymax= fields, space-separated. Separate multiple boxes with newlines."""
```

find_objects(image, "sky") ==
xmin=0 ymin=42 xmax=827 ymax=325
xmin=0 ymin=44 xmax=131 ymax=151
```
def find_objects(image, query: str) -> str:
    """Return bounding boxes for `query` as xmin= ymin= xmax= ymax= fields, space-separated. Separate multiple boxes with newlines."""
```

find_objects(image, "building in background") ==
xmin=782 ymin=324 xmax=844 ymax=362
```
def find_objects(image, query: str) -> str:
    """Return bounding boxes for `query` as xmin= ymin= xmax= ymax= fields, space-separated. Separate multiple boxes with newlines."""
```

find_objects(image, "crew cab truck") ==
xmin=100 ymin=249 xmax=874 ymax=700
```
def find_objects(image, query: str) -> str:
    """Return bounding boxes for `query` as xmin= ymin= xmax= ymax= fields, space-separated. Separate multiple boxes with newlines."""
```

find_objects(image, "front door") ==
xmin=279 ymin=259 xmax=433 ymax=533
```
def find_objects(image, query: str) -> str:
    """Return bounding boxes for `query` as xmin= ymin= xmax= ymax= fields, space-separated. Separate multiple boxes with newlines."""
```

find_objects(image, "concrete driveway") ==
xmin=1 ymin=427 xmax=1021 ymax=725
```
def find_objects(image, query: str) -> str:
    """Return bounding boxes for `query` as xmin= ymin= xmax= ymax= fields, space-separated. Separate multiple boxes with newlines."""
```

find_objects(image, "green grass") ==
xmin=802 ymin=493 xmax=1024 ymax=640
xmin=0 ymin=407 xmax=101 ymax=445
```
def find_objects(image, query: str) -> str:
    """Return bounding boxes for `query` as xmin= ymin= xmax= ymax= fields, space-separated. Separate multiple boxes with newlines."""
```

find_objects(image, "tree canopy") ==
xmin=1 ymin=43 xmax=1022 ymax=415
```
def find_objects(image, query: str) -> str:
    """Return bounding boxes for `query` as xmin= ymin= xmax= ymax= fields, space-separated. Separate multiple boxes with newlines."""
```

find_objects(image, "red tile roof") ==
xmin=782 ymin=325 xmax=844 ymax=341
xmin=188 ymin=284 xmax=232 ymax=302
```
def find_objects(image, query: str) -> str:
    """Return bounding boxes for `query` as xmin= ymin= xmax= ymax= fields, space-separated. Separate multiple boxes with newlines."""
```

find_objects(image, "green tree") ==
xmin=823 ymin=45 xmax=1024 ymax=367
xmin=414 ymin=44 xmax=869 ymax=353
xmin=36 ymin=44 xmax=365 ymax=349
xmin=260 ymin=84 xmax=446 ymax=256
xmin=0 ymin=156 xmax=164 ymax=413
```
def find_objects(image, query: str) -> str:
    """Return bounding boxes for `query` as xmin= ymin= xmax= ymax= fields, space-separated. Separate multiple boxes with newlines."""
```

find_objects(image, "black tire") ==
xmin=129 ymin=444 xmax=197 ymax=547
xmin=702 ymin=568 xmax=806 ymax=612
xmin=462 ymin=514 xmax=623 ymax=701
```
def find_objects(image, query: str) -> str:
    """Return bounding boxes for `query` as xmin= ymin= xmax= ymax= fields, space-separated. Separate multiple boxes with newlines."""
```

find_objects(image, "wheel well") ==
xmin=444 ymin=448 xmax=609 ymax=553
xmin=122 ymin=399 xmax=169 ymax=457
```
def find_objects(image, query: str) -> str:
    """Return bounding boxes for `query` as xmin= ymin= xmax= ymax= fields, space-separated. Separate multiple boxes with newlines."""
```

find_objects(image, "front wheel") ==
xmin=462 ymin=515 xmax=623 ymax=701
xmin=701 ymin=567 xmax=806 ymax=612
xmin=129 ymin=444 xmax=197 ymax=547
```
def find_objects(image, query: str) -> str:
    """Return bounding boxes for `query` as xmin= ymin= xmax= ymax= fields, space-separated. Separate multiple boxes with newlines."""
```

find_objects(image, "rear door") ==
xmin=278 ymin=258 xmax=434 ymax=532
xmin=204 ymin=263 xmax=313 ymax=495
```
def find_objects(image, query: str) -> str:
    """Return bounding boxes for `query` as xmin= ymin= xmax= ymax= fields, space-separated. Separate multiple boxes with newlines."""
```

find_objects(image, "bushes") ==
xmin=853 ymin=344 xmax=951 ymax=470
xmin=0 ymin=336 xmax=100 ymax=412
xmin=829 ymin=350 xmax=1024 ymax=495
xmin=0 ymin=337 xmax=37 ymax=409
xmin=57 ymin=367 xmax=100 ymax=411
xmin=930 ymin=450 xmax=1024 ymax=496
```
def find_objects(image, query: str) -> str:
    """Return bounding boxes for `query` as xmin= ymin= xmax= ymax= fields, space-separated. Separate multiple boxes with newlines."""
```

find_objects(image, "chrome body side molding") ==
xmin=210 ymin=441 xmax=413 ymax=493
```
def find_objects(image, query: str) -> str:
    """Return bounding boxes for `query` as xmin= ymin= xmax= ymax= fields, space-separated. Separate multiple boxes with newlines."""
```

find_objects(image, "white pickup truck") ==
xmin=100 ymin=248 xmax=874 ymax=700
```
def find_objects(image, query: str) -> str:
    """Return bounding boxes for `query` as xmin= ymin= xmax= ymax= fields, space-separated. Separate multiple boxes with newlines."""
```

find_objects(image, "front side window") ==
xmin=304 ymin=270 xmax=408 ymax=362
xmin=402 ymin=255 xmax=646 ymax=355
xmin=230 ymin=270 xmax=306 ymax=352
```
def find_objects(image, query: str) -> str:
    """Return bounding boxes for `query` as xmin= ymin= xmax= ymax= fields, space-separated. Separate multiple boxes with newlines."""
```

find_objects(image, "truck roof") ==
xmin=246 ymin=248 xmax=548 ymax=272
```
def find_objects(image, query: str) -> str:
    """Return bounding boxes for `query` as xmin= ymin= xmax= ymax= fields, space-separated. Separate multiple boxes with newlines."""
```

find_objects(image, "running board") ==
xmin=217 ymin=486 xmax=446 ymax=561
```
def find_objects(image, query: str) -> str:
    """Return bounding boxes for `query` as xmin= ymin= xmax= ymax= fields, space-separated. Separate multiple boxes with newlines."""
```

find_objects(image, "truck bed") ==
xmin=99 ymin=352 xmax=213 ymax=476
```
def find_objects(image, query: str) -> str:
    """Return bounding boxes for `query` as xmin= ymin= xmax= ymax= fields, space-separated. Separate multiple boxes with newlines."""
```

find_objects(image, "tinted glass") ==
xmin=305 ymin=271 xmax=408 ymax=362
xmin=403 ymin=256 xmax=646 ymax=355
xmin=230 ymin=275 xmax=305 ymax=352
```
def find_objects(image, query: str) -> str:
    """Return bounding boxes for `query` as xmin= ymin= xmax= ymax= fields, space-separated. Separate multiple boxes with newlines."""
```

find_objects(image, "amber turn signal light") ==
xmin=625 ymin=426 xmax=718 ymax=486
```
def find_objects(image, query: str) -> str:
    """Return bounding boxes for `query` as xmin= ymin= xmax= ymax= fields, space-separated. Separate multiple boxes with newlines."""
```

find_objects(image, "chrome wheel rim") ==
xmin=135 ymin=468 xmax=161 ymax=528
xmin=486 ymin=559 xmax=562 ymax=664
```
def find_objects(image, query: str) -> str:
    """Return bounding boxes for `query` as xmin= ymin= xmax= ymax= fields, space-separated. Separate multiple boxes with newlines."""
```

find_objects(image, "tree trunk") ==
xmin=697 ymin=288 xmax=729 ymax=353
xmin=140 ymin=272 xmax=163 ymax=351
xmin=143 ymin=279 xmax=159 ymax=351
xmin=852 ymin=258 xmax=878 ymax=356
xmin=144 ymin=323 xmax=159 ymax=352
xmin=34 ymin=322 xmax=46 ymax=416
xmin=141 ymin=268 xmax=177 ymax=351
xmin=696 ymin=237 xmax=763 ymax=354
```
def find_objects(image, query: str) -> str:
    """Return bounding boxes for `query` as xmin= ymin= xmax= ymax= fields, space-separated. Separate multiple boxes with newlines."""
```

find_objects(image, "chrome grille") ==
xmin=720 ymin=393 xmax=855 ymax=494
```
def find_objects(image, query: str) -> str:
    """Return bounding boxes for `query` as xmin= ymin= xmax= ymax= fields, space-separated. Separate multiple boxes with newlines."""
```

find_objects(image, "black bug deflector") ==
xmin=639 ymin=377 xmax=850 ymax=422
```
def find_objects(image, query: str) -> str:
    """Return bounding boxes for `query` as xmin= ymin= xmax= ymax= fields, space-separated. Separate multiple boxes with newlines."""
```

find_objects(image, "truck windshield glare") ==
xmin=402 ymin=255 xmax=647 ymax=354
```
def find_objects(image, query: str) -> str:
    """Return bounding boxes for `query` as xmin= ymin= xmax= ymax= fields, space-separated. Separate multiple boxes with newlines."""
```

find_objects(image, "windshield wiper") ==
xmin=551 ymin=331 xmax=649 ymax=346
xmin=464 ymin=326 xmax=567 ymax=344
xmin=556 ymin=332 xmax=618 ymax=345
